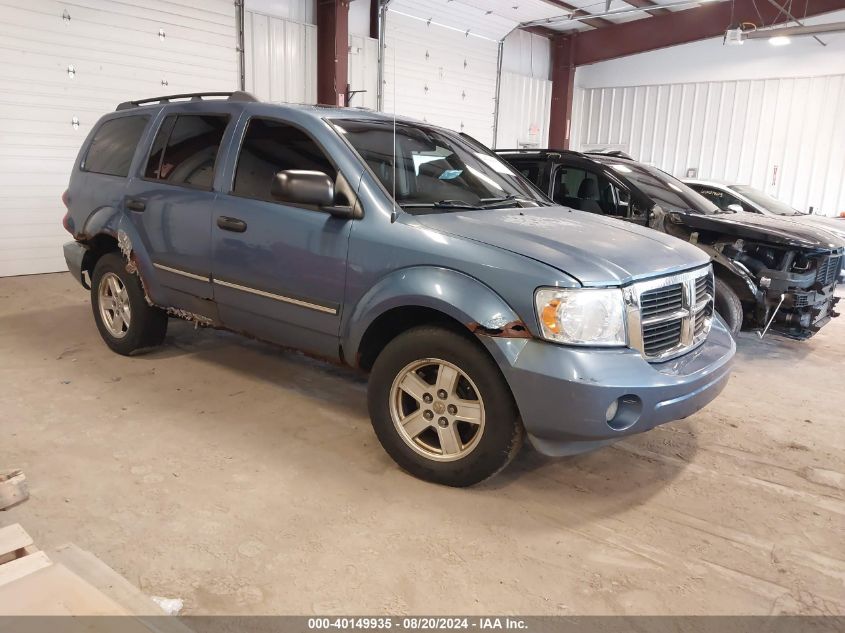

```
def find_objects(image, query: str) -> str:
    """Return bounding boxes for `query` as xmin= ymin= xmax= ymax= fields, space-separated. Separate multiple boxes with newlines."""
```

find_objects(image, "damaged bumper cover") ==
xmin=757 ymin=253 xmax=842 ymax=339
xmin=63 ymin=241 xmax=89 ymax=288
xmin=479 ymin=314 xmax=735 ymax=456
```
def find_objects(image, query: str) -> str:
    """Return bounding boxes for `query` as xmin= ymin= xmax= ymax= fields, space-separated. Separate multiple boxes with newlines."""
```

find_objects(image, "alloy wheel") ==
xmin=389 ymin=358 xmax=485 ymax=462
xmin=98 ymin=272 xmax=132 ymax=338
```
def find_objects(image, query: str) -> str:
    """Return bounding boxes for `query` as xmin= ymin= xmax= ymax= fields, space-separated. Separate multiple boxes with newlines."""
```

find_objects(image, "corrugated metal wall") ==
xmin=348 ymin=34 xmax=379 ymax=111
xmin=383 ymin=5 xmax=500 ymax=146
xmin=495 ymin=72 xmax=552 ymax=149
xmin=0 ymin=0 xmax=238 ymax=277
xmin=572 ymin=74 xmax=845 ymax=216
xmin=244 ymin=10 xmax=317 ymax=104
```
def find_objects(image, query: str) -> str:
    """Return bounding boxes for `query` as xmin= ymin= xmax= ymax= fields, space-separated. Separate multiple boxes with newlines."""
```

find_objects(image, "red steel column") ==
xmin=317 ymin=0 xmax=350 ymax=106
xmin=549 ymin=34 xmax=576 ymax=150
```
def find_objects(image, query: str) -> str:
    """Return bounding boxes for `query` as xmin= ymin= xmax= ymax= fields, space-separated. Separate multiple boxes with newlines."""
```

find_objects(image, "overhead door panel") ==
xmin=383 ymin=1 xmax=500 ymax=146
xmin=0 ymin=0 xmax=238 ymax=277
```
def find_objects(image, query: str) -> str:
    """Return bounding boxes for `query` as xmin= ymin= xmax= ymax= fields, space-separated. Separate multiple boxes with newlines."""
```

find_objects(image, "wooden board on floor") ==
xmin=0 ymin=523 xmax=33 ymax=564
xmin=0 ymin=551 xmax=51 ymax=588
xmin=0 ymin=562 xmax=131 ymax=616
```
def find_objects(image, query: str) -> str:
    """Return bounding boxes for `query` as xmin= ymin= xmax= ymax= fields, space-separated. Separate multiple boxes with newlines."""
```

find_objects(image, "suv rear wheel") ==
xmin=368 ymin=326 xmax=523 ymax=487
xmin=91 ymin=253 xmax=168 ymax=355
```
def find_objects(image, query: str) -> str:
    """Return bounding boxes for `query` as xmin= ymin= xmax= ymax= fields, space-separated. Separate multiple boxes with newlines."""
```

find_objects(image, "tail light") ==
xmin=62 ymin=189 xmax=74 ymax=234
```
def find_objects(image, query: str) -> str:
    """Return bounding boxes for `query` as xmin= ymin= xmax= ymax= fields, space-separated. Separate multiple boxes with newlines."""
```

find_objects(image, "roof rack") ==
xmin=495 ymin=148 xmax=576 ymax=155
xmin=116 ymin=91 xmax=258 ymax=111
xmin=583 ymin=149 xmax=633 ymax=160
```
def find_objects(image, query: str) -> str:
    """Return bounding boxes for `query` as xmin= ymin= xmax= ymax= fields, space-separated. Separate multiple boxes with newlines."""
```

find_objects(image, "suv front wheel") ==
xmin=368 ymin=326 xmax=523 ymax=486
xmin=91 ymin=253 xmax=168 ymax=355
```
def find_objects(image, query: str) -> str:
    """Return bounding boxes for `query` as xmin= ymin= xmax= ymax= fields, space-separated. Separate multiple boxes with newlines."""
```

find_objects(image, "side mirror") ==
xmin=271 ymin=170 xmax=334 ymax=207
xmin=270 ymin=170 xmax=358 ymax=219
xmin=727 ymin=203 xmax=744 ymax=213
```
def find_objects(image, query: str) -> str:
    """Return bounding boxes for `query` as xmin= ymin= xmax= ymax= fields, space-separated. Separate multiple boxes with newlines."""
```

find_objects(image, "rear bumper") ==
xmin=481 ymin=315 xmax=735 ymax=456
xmin=63 ymin=241 xmax=88 ymax=288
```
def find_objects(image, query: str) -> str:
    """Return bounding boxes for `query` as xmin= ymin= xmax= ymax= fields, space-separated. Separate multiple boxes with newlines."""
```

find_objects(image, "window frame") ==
xmin=81 ymin=114 xmax=151 ymax=178
xmin=227 ymin=115 xmax=343 ymax=211
xmin=140 ymin=112 xmax=232 ymax=192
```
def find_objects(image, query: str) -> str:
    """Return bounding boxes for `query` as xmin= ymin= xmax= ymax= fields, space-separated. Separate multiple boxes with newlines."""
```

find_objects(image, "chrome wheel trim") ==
xmin=388 ymin=358 xmax=485 ymax=462
xmin=98 ymin=272 xmax=131 ymax=339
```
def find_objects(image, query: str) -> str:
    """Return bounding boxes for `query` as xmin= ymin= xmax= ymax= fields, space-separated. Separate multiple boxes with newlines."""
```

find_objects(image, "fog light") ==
xmin=606 ymin=395 xmax=643 ymax=432
xmin=605 ymin=399 xmax=619 ymax=422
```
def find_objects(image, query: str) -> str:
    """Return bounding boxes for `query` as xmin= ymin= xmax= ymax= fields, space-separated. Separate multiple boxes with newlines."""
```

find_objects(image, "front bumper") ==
xmin=481 ymin=315 xmax=735 ymax=456
xmin=63 ymin=241 xmax=89 ymax=288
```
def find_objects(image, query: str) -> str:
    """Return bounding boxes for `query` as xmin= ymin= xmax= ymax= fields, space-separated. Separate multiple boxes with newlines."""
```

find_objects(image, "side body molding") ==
xmin=343 ymin=266 xmax=527 ymax=365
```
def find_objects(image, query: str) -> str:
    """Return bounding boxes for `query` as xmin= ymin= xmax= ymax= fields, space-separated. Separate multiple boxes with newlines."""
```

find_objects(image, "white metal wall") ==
xmin=244 ymin=10 xmax=317 ymax=104
xmin=383 ymin=6 xmax=500 ymax=146
xmin=495 ymin=72 xmax=552 ymax=149
xmin=0 ymin=0 xmax=238 ymax=277
xmin=348 ymin=35 xmax=379 ymax=111
xmin=572 ymin=75 xmax=845 ymax=217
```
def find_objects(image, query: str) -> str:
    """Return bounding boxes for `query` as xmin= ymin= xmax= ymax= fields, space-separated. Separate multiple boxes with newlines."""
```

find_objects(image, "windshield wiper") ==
xmin=479 ymin=194 xmax=548 ymax=209
xmin=401 ymin=199 xmax=484 ymax=210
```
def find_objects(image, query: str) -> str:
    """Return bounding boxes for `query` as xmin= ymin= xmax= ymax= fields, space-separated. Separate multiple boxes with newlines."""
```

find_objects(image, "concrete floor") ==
xmin=1 ymin=273 xmax=843 ymax=615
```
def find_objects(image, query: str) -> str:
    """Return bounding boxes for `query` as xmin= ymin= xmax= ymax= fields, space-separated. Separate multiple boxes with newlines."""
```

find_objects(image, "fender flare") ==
xmin=79 ymin=207 xmax=168 ymax=306
xmin=343 ymin=266 xmax=530 ymax=363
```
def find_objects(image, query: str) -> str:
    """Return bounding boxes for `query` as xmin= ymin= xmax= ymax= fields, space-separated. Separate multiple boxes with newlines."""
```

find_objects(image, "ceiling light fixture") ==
xmin=769 ymin=35 xmax=791 ymax=46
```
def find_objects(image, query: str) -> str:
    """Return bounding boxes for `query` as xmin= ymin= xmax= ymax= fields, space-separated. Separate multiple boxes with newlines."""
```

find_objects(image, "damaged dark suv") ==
xmin=498 ymin=149 xmax=843 ymax=339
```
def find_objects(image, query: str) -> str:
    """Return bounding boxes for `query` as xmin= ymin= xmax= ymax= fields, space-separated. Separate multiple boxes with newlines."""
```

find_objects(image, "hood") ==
xmin=673 ymin=211 xmax=842 ymax=250
xmin=781 ymin=215 xmax=845 ymax=246
xmin=411 ymin=206 xmax=709 ymax=286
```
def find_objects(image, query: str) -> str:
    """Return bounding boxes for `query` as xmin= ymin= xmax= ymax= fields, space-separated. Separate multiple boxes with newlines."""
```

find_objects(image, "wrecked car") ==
xmin=684 ymin=179 xmax=845 ymax=277
xmin=62 ymin=92 xmax=734 ymax=487
xmin=498 ymin=149 xmax=843 ymax=339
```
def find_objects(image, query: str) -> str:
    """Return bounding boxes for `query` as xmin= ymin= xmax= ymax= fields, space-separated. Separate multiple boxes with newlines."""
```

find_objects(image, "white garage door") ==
xmin=0 ymin=0 xmax=239 ymax=277
xmin=383 ymin=0 xmax=504 ymax=146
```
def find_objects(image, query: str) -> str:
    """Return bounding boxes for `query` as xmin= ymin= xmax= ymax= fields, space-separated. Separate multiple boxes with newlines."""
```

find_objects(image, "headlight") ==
xmin=535 ymin=287 xmax=627 ymax=346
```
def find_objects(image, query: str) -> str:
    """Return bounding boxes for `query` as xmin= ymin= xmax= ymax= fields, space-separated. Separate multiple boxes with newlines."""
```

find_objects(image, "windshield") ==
xmin=602 ymin=161 xmax=724 ymax=215
xmin=330 ymin=119 xmax=550 ymax=212
xmin=729 ymin=185 xmax=803 ymax=216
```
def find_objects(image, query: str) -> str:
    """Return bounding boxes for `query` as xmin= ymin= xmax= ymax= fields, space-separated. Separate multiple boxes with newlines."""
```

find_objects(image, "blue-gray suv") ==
xmin=61 ymin=91 xmax=735 ymax=486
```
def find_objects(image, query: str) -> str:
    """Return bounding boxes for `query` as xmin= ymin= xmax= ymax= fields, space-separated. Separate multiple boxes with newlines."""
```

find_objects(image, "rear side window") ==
xmin=233 ymin=118 xmax=336 ymax=201
xmin=83 ymin=116 xmax=149 ymax=177
xmin=144 ymin=114 xmax=229 ymax=189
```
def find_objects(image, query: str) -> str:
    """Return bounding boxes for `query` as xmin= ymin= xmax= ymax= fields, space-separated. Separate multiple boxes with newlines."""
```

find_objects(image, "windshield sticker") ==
xmin=439 ymin=169 xmax=463 ymax=180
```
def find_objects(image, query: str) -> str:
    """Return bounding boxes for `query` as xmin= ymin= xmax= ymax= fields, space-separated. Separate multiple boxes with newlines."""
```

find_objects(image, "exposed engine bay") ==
xmin=662 ymin=210 xmax=843 ymax=339
xmin=714 ymin=240 xmax=841 ymax=338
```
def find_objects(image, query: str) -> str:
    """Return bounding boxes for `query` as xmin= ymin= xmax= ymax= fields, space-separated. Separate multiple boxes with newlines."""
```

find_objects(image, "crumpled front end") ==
xmin=718 ymin=240 xmax=842 ymax=339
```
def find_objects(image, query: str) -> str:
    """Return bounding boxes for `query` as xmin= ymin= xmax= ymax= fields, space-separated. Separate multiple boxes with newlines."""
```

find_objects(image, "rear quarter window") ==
xmin=82 ymin=116 xmax=150 ymax=177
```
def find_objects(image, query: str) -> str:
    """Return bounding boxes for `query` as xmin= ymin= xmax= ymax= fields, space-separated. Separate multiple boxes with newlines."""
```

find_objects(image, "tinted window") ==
xmin=730 ymin=185 xmax=803 ymax=216
xmin=145 ymin=114 xmax=229 ymax=189
xmin=602 ymin=161 xmax=724 ymax=215
xmin=505 ymin=159 xmax=543 ymax=186
xmin=233 ymin=118 xmax=337 ymax=201
xmin=83 ymin=116 xmax=149 ymax=177
xmin=551 ymin=166 xmax=621 ymax=215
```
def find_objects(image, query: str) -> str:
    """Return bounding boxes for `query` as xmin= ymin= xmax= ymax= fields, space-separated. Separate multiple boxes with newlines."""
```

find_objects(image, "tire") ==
xmin=367 ymin=326 xmax=524 ymax=487
xmin=714 ymin=276 xmax=743 ymax=336
xmin=90 ymin=252 xmax=168 ymax=355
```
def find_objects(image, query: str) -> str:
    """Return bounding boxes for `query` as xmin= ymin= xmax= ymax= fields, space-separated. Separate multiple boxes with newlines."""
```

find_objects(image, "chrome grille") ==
xmin=625 ymin=266 xmax=714 ymax=361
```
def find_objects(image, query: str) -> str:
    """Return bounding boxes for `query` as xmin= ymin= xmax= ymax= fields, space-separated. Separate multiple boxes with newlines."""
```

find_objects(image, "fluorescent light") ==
xmin=769 ymin=36 xmax=791 ymax=46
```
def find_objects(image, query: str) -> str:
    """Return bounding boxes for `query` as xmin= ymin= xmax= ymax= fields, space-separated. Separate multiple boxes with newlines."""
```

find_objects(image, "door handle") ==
xmin=126 ymin=198 xmax=146 ymax=212
xmin=217 ymin=216 xmax=247 ymax=233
